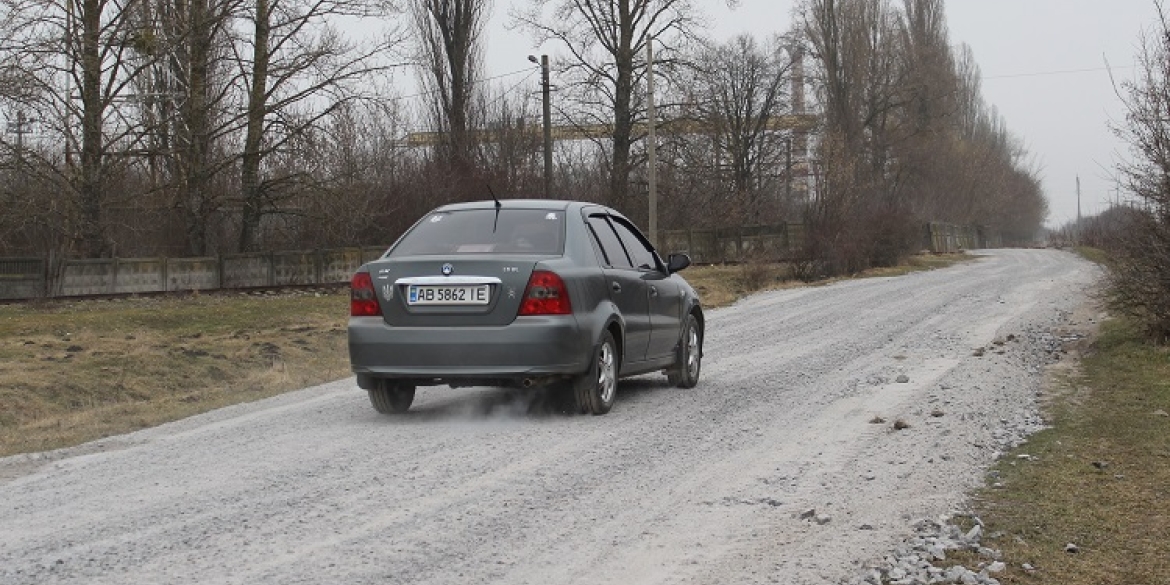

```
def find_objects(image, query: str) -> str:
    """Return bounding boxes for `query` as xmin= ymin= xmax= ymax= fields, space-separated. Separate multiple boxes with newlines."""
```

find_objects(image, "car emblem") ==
xmin=441 ymin=263 xmax=454 ymax=276
xmin=381 ymin=284 xmax=393 ymax=300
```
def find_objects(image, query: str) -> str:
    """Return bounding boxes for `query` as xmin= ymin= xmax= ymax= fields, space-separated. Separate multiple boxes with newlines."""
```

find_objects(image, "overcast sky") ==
xmin=481 ymin=0 xmax=1158 ymax=228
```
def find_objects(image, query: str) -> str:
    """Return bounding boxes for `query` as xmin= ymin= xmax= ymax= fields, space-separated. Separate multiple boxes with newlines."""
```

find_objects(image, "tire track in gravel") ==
xmin=0 ymin=249 xmax=1100 ymax=585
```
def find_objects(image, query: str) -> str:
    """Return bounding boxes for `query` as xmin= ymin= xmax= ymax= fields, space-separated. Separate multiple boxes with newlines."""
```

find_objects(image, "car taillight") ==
xmin=350 ymin=272 xmax=382 ymax=317
xmin=518 ymin=270 xmax=572 ymax=316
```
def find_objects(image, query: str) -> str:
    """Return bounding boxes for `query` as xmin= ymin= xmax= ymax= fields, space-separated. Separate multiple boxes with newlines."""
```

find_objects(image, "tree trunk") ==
xmin=176 ymin=0 xmax=215 ymax=256
xmin=239 ymin=0 xmax=270 ymax=252
xmin=609 ymin=0 xmax=634 ymax=206
xmin=78 ymin=0 xmax=107 ymax=257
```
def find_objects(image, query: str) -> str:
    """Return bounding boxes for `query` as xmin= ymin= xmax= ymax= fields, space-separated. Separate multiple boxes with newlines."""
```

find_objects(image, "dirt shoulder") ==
xmin=948 ymin=297 xmax=1170 ymax=585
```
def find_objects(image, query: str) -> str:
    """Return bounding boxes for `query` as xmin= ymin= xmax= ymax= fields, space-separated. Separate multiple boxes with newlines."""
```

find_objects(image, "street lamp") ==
xmin=528 ymin=54 xmax=553 ymax=198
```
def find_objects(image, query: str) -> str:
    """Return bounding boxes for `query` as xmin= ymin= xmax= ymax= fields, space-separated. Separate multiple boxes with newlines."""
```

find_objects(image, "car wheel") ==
xmin=667 ymin=314 xmax=701 ymax=388
xmin=368 ymin=380 xmax=415 ymax=414
xmin=573 ymin=330 xmax=619 ymax=415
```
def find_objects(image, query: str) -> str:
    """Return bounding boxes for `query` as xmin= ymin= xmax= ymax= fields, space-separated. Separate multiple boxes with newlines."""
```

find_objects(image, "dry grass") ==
xmin=0 ymin=290 xmax=350 ymax=456
xmin=955 ymin=318 xmax=1170 ymax=584
xmin=856 ymin=252 xmax=977 ymax=278
xmin=686 ymin=253 xmax=972 ymax=308
xmin=684 ymin=262 xmax=797 ymax=308
xmin=0 ymin=252 xmax=971 ymax=457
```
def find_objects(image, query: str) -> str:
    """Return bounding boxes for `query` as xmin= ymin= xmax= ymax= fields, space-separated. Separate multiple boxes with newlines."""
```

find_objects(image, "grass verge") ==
xmin=0 ymin=252 xmax=971 ymax=458
xmin=951 ymin=317 xmax=1170 ymax=584
xmin=0 ymin=290 xmax=350 ymax=456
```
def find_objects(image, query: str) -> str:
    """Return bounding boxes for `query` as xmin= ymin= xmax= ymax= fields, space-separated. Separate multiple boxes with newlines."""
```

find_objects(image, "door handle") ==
xmin=611 ymin=282 xmax=622 ymax=293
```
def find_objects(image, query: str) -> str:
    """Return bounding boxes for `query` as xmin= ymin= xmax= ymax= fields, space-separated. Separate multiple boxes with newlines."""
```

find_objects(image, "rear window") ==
xmin=389 ymin=209 xmax=566 ymax=256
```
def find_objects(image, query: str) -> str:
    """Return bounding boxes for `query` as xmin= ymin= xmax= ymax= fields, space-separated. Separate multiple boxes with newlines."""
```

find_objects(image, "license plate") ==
xmin=407 ymin=284 xmax=491 ymax=305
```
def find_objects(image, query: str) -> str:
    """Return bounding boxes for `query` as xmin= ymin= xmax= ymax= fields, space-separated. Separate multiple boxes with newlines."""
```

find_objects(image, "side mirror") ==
xmin=666 ymin=253 xmax=691 ymax=274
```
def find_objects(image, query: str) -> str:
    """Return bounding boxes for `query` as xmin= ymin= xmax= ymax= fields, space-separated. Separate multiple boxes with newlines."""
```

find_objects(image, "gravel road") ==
xmin=0 ymin=249 xmax=1100 ymax=585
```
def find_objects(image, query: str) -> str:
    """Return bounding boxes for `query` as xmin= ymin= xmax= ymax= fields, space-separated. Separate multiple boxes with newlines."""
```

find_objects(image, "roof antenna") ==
xmin=487 ymin=184 xmax=502 ymax=232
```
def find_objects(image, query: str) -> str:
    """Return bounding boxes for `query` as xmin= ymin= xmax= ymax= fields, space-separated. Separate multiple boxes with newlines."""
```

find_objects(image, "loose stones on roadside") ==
xmin=849 ymin=514 xmax=1008 ymax=585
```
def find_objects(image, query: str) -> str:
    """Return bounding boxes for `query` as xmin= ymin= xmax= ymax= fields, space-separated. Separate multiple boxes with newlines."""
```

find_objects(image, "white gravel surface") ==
xmin=0 ymin=249 xmax=1100 ymax=585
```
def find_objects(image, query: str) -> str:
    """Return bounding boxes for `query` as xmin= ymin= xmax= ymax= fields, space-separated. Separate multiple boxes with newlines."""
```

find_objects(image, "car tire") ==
xmin=667 ymin=314 xmax=701 ymax=389
xmin=368 ymin=380 xmax=415 ymax=414
xmin=573 ymin=330 xmax=619 ymax=415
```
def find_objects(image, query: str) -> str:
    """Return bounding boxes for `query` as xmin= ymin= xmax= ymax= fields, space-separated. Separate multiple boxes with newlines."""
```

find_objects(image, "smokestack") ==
xmin=790 ymin=41 xmax=805 ymax=115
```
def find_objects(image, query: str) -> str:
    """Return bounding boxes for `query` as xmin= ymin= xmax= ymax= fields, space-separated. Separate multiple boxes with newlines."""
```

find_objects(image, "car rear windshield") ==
xmin=389 ymin=209 xmax=566 ymax=257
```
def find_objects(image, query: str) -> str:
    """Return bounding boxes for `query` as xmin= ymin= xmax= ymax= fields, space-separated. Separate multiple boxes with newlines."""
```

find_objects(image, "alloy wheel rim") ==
xmin=598 ymin=342 xmax=616 ymax=404
xmin=686 ymin=326 xmax=700 ymax=378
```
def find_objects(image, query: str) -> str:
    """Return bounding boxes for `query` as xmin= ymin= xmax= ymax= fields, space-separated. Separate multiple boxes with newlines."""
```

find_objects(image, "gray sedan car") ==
xmin=348 ymin=199 xmax=704 ymax=415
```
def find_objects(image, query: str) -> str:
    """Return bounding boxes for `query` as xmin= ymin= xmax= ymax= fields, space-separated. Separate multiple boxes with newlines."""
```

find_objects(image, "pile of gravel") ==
xmin=850 ymin=514 xmax=1012 ymax=585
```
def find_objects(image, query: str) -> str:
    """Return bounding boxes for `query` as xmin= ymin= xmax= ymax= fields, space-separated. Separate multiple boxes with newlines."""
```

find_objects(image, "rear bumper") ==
xmin=348 ymin=315 xmax=593 ymax=386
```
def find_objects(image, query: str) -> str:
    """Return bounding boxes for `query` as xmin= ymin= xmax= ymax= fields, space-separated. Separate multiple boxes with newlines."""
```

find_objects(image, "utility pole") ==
xmin=1076 ymin=175 xmax=1082 ymax=223
xmin=7 ymin=110 xmax=34 ymax=154
xmin=529 ymin=54 xmax=553 ymax=198
xmin=1075 ymin=175 xmax=1082 ymax=245
xmin=647 ymin=40 xmax=658 ymax=248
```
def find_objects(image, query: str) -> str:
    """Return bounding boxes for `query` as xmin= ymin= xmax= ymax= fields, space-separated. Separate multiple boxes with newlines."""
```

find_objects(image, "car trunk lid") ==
xmin=368 ymin=257 xmax=541 ymax=327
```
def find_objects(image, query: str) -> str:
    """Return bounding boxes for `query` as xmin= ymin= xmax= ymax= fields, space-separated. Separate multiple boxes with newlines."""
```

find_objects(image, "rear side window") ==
xmin=610 ymin=218 xmax=659 ymax=271
xmin=389 ymin=209 xmax=565 ymax=256
xmin=586 ymin=215 xmax=633 ymax=269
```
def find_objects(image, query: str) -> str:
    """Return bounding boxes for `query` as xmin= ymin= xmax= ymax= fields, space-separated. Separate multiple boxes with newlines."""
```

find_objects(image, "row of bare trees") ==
xmin=802 ymin=0 xmax=1046 ymax=273
xmin=0 ymin=0 xmax=1046 ymax=269
xmin=1071 ymin=0 xmax=1170 ymax=342
xmin=0 ymin=0 xmax=402 ymax=258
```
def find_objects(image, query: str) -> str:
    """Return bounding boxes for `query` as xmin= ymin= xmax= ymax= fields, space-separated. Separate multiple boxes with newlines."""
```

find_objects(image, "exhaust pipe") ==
xmin=521 ymin=377 xmax=559 ymax=389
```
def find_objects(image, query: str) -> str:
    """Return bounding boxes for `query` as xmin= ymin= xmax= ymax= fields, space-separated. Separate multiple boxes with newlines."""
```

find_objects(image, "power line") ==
xmin=984 ymin=65 xmax=1135 ymax=80
xmin=390 ymin=66 xmax=536 ymax=103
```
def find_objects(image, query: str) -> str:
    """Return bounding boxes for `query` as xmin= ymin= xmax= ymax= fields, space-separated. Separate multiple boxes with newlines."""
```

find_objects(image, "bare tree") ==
xmin=802 ymin=0 xmax=1045 ymax=273
xmin=235 ymin=0 xmax=403 ymax=252
xmin=295 ymin=100 xmax=414 ymax=246
xmin=684 ymin=34 xmax=795 ymax=221
xmin=0 ymin=0 xmax=165 ymax=256
xmin=1109 ymin=0 xmax=1170 ymax=341
xmin=412 ymin=0 xmax=488 ymax=180
xmin=804 ymin=0 xmax=910 ymax=272
xmin=474 ymin=88 xmax=543 ymax=196
xmin=512 ymin=0 xmax=723 ymax=211
xmin=147 ymin=0 xmax=239 ymax=256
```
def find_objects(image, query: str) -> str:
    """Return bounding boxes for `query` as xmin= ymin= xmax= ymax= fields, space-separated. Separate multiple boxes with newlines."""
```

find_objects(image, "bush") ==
xmin=1104 ymin=211 xmax=1170 ymax=343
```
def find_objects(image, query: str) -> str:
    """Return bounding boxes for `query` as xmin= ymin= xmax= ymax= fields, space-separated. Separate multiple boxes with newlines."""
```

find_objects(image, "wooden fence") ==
xmin=0 ymin=222 xmax=996 ymax=300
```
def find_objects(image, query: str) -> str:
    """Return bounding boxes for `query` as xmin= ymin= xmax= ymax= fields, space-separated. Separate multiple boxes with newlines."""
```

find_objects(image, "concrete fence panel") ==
xmin=113 ymin=258 xmax=165 ymax=294
xmin=59 ymin=259 xmax=117 ymax=296
xmin=272 ymin=251 xmax=317 ymax=286
xmin=0 ymin=258 xmax=45 ymax=300
xmin=361 ymin=246 xmax=387 ymax=264
xmin=221 ymin=254 xmax=271 ymax=289
xmin=166 ymin=258 xmax=218 ymax=291
xmin=925 ymin=222 xmax=999 ymax=254
xmin=658 ymin=230 xmax=693 ymax=258
xmin=323 ymin=248 xmax=365 ymax=283
xmin=0 ymin=221 xmax=996 ymax=301
xmin=786 ymin=223 xmax=807 ymax=256
xmin=693 ymin=230 xmax=719 ymax=264
xmin=659 ymin=224 xmax=806 ymax=264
